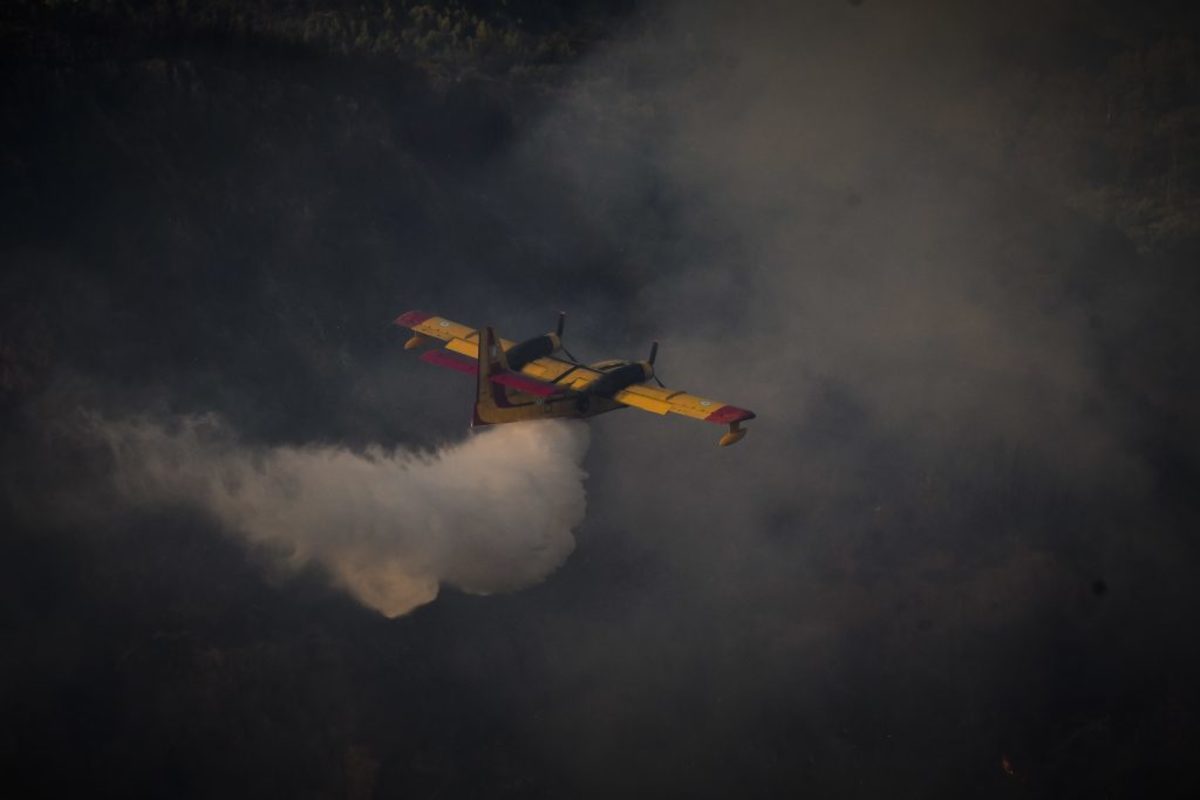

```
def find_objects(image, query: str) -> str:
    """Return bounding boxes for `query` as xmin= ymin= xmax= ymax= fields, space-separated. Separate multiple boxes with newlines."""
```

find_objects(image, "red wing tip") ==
xmin=705 ymin=405 xmax=756 ymax=424
xmin=394 ymin=310 xmax=433 ymax=328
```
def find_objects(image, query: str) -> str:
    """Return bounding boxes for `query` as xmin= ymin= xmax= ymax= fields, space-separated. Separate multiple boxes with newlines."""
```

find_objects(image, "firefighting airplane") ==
xmin=395 ymin=310 xmax=756 ymax=446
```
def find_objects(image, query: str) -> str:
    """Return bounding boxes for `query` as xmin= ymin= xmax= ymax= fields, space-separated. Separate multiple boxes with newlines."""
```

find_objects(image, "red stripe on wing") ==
xmin=418 ymin=350 xmax=562 ymax=398
xmin=413 ymin=320 xmax=749 ymax=422
xmin=491 ymin=372 xmax=563 ymax=398
xmin=420 ymin=349 xmax=478 ymax=374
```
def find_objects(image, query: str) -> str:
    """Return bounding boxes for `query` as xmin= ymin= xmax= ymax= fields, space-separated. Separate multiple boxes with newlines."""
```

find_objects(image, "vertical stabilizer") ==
xmin=472 ymin=327 xmax=523 ymax=426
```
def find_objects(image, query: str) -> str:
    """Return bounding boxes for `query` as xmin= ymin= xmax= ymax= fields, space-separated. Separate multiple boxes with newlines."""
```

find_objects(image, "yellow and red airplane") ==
xmin=395 ymin=310 xmax=756 ymax=446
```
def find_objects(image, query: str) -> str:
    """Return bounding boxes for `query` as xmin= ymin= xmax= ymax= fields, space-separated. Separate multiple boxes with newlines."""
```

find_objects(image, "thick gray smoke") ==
xmin=90 ymin=415 xmax=590 ymax=617
xmin=457 ymin=7 xmax=1180 ymax=782
xmin=532 ymin=0 xmax=1123 ymax=471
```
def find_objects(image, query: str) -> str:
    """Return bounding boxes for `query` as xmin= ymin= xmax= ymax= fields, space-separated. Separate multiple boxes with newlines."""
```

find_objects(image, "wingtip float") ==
xmin=394 ymin=310 xmax=757 ymax=447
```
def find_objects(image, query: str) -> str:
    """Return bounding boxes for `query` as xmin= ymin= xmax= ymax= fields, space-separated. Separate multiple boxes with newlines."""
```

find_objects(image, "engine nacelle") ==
xmin=504 ymin=333 xmax=562 ymax=370
xmin=588 ymin=361 xmax=653 ymax=397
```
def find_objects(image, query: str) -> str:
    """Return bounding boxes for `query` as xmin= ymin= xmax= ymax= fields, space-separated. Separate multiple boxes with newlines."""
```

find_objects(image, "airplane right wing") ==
xmin=610 ymin=383 xmax=756 ymax=446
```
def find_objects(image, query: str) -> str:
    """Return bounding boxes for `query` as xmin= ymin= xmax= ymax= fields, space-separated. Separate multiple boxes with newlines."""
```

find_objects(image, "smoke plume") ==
xmin=91 ymin=415 xmax=590 ymax=617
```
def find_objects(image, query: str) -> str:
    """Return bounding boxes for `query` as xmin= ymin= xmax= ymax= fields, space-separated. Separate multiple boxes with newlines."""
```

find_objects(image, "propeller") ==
xmin=556 ymin=310 xmax=583 ymax=363
xmin=649 ymin=341 xmax=665 ymax=387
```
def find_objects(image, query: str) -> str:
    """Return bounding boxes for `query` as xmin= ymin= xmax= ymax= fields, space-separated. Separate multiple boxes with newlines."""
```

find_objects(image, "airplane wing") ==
xmin=611 ymin=383 xmax=756 ymax=446
xmin=510 ymin=349 xmax=754 ymax=426
xmin=610 ymin=383 xmax=755 ymax=424
xmin=394 ymin=311 xmax=515 ymax=352
xmin=395 ymin=311 xmax=612 ymax=393
xmin=395 ymin=311 xmax=574 ymax=397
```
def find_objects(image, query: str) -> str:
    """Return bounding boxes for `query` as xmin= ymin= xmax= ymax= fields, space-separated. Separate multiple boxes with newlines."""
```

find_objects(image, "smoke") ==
xmin=89 ymin=414 xmax=590 ymax=617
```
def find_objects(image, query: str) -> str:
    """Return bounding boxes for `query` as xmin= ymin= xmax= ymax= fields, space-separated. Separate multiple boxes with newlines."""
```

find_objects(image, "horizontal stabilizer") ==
xmin=490 ymin=372 xmax=563 ymax=398
xmin=419 ymin=349 xmax=565 ymax=397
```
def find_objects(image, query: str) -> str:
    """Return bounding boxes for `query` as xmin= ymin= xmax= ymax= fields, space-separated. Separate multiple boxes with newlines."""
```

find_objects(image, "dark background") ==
xmin=3 ymin=1 xmax=1200 ymax=797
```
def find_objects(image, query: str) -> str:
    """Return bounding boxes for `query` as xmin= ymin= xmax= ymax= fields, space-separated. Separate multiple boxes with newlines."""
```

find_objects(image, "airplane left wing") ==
xmin=395 ymin=310 xmax=475 ymax=344
xmin=394 ymin=311 xmax=515 ymax=354
xmin=396 ymin=311 xmax=567 ymax=397
xmin=396 ymin=312 xmax=604 ymax=388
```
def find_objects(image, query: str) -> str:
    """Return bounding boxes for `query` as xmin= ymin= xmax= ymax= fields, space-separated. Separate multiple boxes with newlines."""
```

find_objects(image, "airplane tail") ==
xmin=472 ymin=326 xmax=523 ymax=426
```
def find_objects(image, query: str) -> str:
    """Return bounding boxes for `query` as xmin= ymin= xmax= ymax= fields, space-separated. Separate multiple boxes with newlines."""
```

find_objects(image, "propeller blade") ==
xmin=557 ymin=311 xmax=566 ymax=337
xmin=649 ymin=341 xmax=663 ymax=385
xmin=562 ymin=346 xmax=581 ymax=364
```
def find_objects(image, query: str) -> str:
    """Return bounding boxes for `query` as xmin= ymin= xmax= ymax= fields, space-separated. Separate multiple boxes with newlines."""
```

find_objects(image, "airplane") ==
xmin=394 ymin=310 xmax=756 ymax=446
